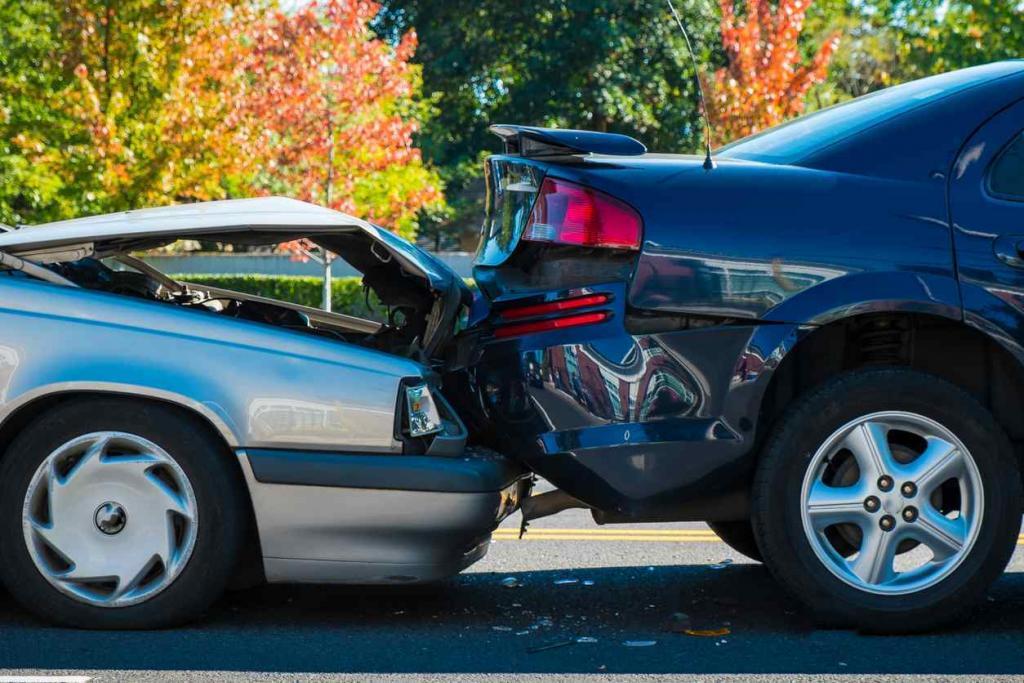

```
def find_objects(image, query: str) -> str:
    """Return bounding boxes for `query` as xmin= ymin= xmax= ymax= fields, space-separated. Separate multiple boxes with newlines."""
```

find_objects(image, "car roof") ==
xmin=0 ymin=197 xmax=368 ymax=253
xmin=718 ymin=60 xmax=1024 ymax=166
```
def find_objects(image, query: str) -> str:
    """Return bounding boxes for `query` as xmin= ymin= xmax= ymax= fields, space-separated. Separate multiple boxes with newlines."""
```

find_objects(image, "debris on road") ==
xmin=684 ymin=628 xmax=732 ymax=637
xmin=582 ymin=579 xmax=595 ymax=586
xmin=623 ymin=640 xmax=657 ymax=647
xmin=501 ymin=576 xmax=522 ymax=588
xmin=576 ymin=636 xmax=598 ymax=643
xmin=527 ymin=639 xmax=576 ymax=653
xmin=553 ymin=578 xmax=579 ymax=585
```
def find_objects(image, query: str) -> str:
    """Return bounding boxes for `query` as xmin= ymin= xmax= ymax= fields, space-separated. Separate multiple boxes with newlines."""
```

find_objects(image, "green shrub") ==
xmin=171 ymin=274 xmax=384 ymax=319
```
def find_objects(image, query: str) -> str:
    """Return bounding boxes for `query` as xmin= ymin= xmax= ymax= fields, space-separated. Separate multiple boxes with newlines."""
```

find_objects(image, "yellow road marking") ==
xmin=491 ymin=529 xmax=1024 ymax=544
xmin=493 ymin=536 xmax=720 ymax=540
xmin=493 ymin=532 xmax=716 ymax=536
xmin=499 ymin=528 xmax=716 ymax=532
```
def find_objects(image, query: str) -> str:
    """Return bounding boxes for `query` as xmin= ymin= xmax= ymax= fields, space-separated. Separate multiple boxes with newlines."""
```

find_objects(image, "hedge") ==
xmin=172 ymin=274 xmax=384 ymax=319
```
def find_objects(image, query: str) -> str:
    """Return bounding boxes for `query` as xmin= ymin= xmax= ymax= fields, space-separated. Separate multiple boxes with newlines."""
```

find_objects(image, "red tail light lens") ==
xmin=493 ymin=311 xmax=610 ymax=339
xmin=499 ymin=293 xmax=610 ymax=321
xmin=523 ymin=178 xmax=641 ymax=250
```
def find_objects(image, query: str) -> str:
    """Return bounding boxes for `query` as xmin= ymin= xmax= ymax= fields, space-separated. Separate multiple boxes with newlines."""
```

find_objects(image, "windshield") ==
xmin=717 ymin=62 xmax=1023 ymax=165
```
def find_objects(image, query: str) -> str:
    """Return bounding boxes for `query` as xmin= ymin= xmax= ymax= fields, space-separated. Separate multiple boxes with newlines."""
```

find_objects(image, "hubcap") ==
xmin=22 ymin=432 xmax=198 ymax=608
xmin=800 ymin=411 xmax=983 ymax=595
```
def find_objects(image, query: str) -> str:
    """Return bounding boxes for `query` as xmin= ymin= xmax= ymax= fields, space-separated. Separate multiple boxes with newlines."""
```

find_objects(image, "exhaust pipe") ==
xmin=517 ymin=489 xmax=588 ymax=537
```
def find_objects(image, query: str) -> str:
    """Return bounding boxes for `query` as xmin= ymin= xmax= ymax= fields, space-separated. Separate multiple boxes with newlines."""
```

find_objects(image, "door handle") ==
xmin=993 ymin=235 xmax=1024 ymax=268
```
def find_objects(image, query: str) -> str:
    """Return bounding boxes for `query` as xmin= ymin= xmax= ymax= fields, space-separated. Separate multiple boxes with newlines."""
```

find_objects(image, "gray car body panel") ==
xmin=0 ymin=276 xmax=416 ymax=453
xmin=237 ymin=452 xmax=511 ymax=584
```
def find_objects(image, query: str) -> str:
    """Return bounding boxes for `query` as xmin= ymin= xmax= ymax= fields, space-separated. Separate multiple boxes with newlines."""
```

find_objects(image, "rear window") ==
xmin=717 ymin=63 xmax=1022 ymax=165
xmin=476 ymin=158 xmax=544 ymax=267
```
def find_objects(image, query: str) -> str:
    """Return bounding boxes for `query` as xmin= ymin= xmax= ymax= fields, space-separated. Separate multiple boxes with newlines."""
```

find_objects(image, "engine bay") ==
xmin=50 ymin=255 xmax=435 ymax=360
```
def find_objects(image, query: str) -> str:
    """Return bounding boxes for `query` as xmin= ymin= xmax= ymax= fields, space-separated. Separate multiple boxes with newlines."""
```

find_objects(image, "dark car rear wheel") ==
xmin=707 ymin=520 xmax=762 ymax=562
xmin=0 ymin=398 xmax=247 ymax=629
xmin=752 ymin=368 xmax=1022 ymax=633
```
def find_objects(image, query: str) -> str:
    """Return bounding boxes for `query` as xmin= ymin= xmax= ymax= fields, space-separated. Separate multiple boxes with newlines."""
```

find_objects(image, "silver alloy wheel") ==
xmin=800 ymin=411 xmax=983 ymax=595
xmin=21 ymin=431 xmax=198 ymax=607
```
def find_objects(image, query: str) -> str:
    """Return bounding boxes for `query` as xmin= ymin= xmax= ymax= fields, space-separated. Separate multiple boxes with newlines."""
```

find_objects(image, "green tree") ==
xmin=0 ymin=0 xmax=233 ymax=224
xmin=374 ymin=0 xmax=721 ymax=246
xmin=0 ymin=1 xmax=76 ymax=224
xmin=805 ymin=0 xmax=1024 ymax=110
xmin=902 ymin=1 xmax=1024 ymax=77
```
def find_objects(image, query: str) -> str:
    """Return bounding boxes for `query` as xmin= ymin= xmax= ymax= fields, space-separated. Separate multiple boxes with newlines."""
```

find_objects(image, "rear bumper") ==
xmin=460 ymin=290 xmax=771 ymax=520
xmin=237 ymin=447 xmax=529 ymax=584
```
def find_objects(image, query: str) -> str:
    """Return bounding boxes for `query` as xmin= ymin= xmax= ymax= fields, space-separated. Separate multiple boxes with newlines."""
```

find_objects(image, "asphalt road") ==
xmin=0 ymin=503 xmax=1022 ymax=682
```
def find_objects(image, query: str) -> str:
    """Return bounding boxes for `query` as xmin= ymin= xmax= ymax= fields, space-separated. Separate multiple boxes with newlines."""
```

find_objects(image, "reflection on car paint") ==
xmin=536 ymin=337 xmax=705 ymax=425
xmin=248 ymin=397 xmax=393 ymax=445
xmin=632 ymin=247 xmax=847 ymax=319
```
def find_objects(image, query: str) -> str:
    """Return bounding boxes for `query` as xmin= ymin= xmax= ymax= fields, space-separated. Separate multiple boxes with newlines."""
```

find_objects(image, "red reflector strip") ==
xmin=499 ymin=294 xmax=610 ymax=321
xmin=493 ymin=311 xmax=610 ymax=339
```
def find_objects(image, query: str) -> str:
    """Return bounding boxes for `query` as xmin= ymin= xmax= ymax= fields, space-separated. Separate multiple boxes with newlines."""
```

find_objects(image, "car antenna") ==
xmin=665 ymin=0 xmax=716 ymax=171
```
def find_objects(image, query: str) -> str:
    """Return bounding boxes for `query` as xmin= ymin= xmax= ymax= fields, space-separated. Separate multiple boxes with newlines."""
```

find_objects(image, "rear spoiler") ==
xmin=489 ymin=124 xmax=647 ymax=158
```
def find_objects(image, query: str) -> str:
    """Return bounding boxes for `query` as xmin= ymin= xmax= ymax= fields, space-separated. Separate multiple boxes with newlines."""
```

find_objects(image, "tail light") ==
xmin=522 ymin=178 xmax=642 ymax=250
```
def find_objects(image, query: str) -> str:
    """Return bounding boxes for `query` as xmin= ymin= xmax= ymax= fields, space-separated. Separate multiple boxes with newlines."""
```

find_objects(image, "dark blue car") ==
xmin=453 ymin=61 xmax=1024 ymax=632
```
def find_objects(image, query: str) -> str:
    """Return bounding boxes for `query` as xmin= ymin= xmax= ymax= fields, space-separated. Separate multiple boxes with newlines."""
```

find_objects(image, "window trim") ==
xmin=985 ymin=130 xmax=1024 ymax=203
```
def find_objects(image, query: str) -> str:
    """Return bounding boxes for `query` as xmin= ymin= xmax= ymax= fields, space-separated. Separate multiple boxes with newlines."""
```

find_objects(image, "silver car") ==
xmin=0 ymin=197 xmax=527 ymax=629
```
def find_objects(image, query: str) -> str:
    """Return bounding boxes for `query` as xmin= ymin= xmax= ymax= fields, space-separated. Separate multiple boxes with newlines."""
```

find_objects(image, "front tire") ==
xmin=0 ymin=398 xmax=247 ymax=629
xmin=752 ymin=368 xmax=1022 ymax=633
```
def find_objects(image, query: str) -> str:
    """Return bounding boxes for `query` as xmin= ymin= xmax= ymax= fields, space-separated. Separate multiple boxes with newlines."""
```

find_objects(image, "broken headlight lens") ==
xmin=405 ymin=384 xmax=443 ymax=437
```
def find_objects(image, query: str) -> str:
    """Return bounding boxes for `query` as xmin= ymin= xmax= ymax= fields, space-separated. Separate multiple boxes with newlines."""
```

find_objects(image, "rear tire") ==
xmin=0 ymin=398 xmax=247 ymax=629
xmin=752 ymin=368 xmax=1022 ymax=633
xmin=707 ymin=520 xmax=762 ymax=562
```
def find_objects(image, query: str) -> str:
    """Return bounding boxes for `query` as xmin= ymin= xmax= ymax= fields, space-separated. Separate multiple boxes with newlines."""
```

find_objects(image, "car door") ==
xmin=951 ymin=98 xmax=1024 ymax=353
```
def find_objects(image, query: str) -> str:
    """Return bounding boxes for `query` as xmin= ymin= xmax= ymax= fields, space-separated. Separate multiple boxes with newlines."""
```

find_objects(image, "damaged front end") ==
xmin=0 ymin=197 xmax=528 ymax=585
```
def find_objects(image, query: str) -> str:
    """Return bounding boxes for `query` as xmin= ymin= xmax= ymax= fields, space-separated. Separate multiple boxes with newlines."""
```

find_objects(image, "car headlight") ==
xmin=405 ymin=384 xmax=443 ymax=437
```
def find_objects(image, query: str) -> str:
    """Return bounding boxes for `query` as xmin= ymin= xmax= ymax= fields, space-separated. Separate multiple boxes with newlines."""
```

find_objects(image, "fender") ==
xmin=761 ymin=270 xmax=962 ymax=327
xmin=0 ymin=381 xmax=242 ymax=447
xmin=721 ymin=270 xmax=965 ymax=442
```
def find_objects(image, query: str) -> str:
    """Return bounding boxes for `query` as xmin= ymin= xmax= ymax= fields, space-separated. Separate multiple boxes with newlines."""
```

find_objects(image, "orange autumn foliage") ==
xmin=708 ymin=0 xmax=840 ymax=143
xmin=160 ymin=0 xmax=443 ymax=240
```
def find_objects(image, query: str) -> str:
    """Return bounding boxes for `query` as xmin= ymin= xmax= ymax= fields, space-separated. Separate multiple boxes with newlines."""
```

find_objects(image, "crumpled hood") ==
xmin=1 ymin=197 xmax=472 ymax=359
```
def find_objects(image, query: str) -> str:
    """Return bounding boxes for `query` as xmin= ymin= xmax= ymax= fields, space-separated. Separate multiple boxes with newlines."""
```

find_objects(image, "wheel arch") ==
xmin=0 ymin=383 xmax=241 ymax=450
xmin=755 ymin=310 xmax=1024 ymax=468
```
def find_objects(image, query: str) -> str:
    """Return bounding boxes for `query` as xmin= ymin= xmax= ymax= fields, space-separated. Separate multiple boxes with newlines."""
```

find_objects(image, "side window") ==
xmin=989 ymin=131 xmax=1024 ymax=200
